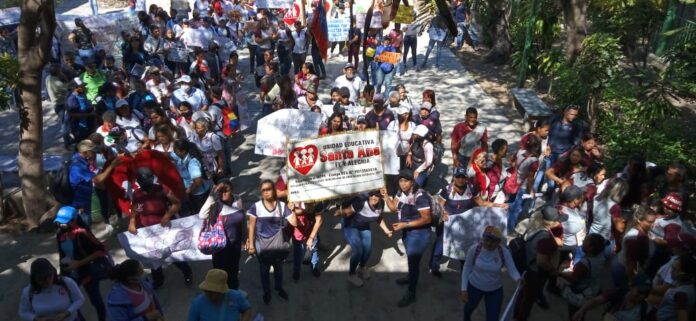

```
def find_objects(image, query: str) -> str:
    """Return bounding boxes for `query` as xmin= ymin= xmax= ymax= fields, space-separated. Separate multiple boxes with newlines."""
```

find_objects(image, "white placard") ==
xmin=287 ymin=130 xmax=386 ymax=202
xmin=328 ymin=17 xmax=350 ymax=42
xmin=255 ymin=0 xmax=294 ymax=8
xmin=254 ymin=109 xmax=323 ymax=157
xmin=117 ymin=215 xmax=210 ymax=269
xmin=443 ymin=207 xmax=508 ymax=260
xmin=379 ymin=130 xmax=399 ymax=175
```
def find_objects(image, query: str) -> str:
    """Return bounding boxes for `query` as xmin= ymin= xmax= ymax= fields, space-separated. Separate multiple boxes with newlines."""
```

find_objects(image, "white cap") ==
xmin=72 ymin=77 xmax=84 ymax=86
xmin=115 ymin=99 xmax=129 ymax=108
xmin=414 ymin=124 xmax=429 ymax=137
xmin=176 ymin=75 xmax=192 ymax=83
xmin=397 ymin=104 xmax=410 ymax=115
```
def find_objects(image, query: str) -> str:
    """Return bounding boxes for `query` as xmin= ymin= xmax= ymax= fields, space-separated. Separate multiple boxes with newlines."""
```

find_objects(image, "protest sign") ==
xmin=443 ymin=207 xmax=508 ymax=260
xmin=171 ymin=0 xmax=190 ymax=12
xmin=135 ymin=0 xmax=146 ymax=11
xmin=394 ymin=5 xmax=414 ymax=24
xmin=255 ymin=109 xmax=323 ymax=157
xmin=328 ymin=18 xmax=350 ymax=42
xmin=370 ymin=12 xmax=382 ymax=28
xmin=287 ymin=131 xmax=386 ymax=202
xmin=375 ymin=51 xmax=401 ymax=65
xmin=117 ymin=215 xmax=210 ymax=269
xmin=343 ymin=105 xmax=365 ymax=120
xmin=355 ymin=13 xmax=366 ymax=27
xmin=255 ymin=0 xmax=294 ymax=8
xmin=379 ymin=130 xmax=399 ymax=175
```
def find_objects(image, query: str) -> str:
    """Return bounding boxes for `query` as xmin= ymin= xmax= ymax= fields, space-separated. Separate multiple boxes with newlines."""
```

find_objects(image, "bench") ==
xmin=509 ymin=88 xmax=554 ymax=131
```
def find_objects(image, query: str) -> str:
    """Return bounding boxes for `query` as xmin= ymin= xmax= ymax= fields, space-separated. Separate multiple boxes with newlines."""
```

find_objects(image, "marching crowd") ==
xmin=7 ymin=0 xmax=696 ymax=321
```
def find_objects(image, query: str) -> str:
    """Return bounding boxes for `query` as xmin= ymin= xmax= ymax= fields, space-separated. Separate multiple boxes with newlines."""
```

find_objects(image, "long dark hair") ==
xmin=108 ymin=259 xmax=141 ymax=284
xmin=327 ymin=112 xmax=344 ymax=134
xmin=29 ymin=258 xmax=65 ymax=294
xmin=174 ymin=138 xmax=205 ymax=165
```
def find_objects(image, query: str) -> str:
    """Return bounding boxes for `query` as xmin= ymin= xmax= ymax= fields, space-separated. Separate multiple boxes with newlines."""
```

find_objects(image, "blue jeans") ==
xmin=429 ymin=222 xmax=444 ymax=270
xmin=456 ymin=22 xmax=468 ymax=48
xmin=507 ymin=188 xmax=535 ymax=234
xmin=343 ymin=226 xmax=372 ymax=274
xmin=423 ymin=39 xmax=443 ymax=67
xmin=463 ymin=284 xmax=503 ymax=321
xmin=403 ymin=228 xmax=431 ymax=293
xmin=415 ymin=171 xmax=429 ymax=189
xmin=262 ymin=103 xmax=273 ymax=117
xmin=533 ymin=157 xmax=551 ymax=193
xmin=258 ymin=257 xmax=284 ymax=294
xmin=292 ymin=237 xmax=319 ymax=273
xmin=375 ymin=67 xmax=394 ymax=94
xmin=403 ymin=35 xmax=418 ymax=66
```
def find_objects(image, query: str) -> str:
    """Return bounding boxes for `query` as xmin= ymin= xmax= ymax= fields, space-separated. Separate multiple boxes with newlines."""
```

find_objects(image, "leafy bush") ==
xmin=509 ymin=0 xmax=561 ymax=79
xmin=665 ymin=41 xmax=696 ymax=97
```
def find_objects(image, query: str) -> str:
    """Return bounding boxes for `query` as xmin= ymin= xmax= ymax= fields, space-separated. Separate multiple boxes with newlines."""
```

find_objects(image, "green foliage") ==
xmin=509 ymin=0 xmax=561 ymax=78
xmin=0 ymin=54 xmax=19 ymax=111
xmin=664 ymin=41 xmax=696 ymax=97
xmin=0 ymin=0 xmax=22 ymax=9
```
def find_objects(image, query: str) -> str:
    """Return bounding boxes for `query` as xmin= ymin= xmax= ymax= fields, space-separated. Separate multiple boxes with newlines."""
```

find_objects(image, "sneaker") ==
xmin=395 ymin=276 xmax=409 ymax=286
xmin=348 ymin=274 xmax=364 ymax=287
xmin=292 ymin=271 xmax=300 ymax=281
xmin=357 ymin=266 xmax=371 ymax=280
xmin=430 ymin=269 xmax=443 ymax=278
xmin=397 ymin=292 xmax=416 ymax=307
xmin=312 ymin=267 xmax=321 ymax=278
xmin=277 ymin=289 xmax=289 ymax=301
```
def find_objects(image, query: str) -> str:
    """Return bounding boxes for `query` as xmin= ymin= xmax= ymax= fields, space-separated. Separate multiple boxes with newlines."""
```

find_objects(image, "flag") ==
xmin=310 ymin=0 xmax=329 ymax=61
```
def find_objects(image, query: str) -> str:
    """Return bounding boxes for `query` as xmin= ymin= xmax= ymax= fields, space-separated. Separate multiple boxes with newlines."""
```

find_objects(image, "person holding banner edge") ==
xmin=381 ymin=169 xmax=432 ymax=307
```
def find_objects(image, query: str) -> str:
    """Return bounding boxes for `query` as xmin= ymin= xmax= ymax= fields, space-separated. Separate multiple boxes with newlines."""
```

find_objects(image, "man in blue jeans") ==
xmin=454 ymin=0 xmax=469 ymax=48
xmin=401 ymin=10 xmax=421 ymax=74
xmin=421 ymin=15 xmax=448 ymax=69
xmin=381 ymin=170 xmax=433 ymax=307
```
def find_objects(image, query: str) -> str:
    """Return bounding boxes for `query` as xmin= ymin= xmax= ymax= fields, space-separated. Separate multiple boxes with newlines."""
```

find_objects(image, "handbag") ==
xmin=198 ymin=212 xmax=228 ymax=255
xmin=255 ymin=203 xmax=291 ymax=263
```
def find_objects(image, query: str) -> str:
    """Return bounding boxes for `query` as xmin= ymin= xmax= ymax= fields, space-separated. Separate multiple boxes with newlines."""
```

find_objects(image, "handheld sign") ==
xmin=375 ymin=51 xmax=401 ymax=65
xmin=327 ymin=18 xmax=350 ymax=42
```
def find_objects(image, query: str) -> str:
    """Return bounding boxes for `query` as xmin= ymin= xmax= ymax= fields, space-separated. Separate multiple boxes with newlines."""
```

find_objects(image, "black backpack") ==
xmin=51 ymin=160 xmax=74 ymax=205
xmin=508 ymin=229 xmax=545 ymax=273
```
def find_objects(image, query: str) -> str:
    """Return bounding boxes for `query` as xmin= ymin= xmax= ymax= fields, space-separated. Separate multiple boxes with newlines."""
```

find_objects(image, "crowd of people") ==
xmin=9 ymin=0 xmax=696 ymax=321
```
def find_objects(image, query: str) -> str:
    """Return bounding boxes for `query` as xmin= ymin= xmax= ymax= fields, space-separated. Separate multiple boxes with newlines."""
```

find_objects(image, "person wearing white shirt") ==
xmin=19 ymin=258 xmax=85 ymax=321
xmin=333 ymin=63 xmax=364 ymax=103
xmin=143 ymin=25 xmax=167 ymax=62
xmin=461 ymin=226 xmax=521 ymax=321
xmin=291 ymin=21 xmax=308 ymax=74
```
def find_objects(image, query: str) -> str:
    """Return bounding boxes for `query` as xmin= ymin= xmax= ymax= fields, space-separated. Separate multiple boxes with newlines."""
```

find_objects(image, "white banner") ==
xmin=443 ymin=207 xmax=508 ymax=260
xmin=379 ymin=130 xmax=399 ymax=175
xmin=255 ymin=0 xmax=294 ymax=8
xmin=255 ymin=109 xmax=323 ymax=157
xmin=287 ymin=131 xmax=386 ymax=202
xmin=328 ymin=18 xmax=350 ymax=42
xmin=117 ymin=215 xmax=210 ymax=269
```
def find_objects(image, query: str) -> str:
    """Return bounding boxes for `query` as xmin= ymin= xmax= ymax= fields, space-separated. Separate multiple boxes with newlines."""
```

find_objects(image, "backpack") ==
xmin=508 ymin=229 xmax=546 ymax=273
xmin=472 ymin=243 xmax=505 ymax=268
xmin=416 ymin=189 xmax=443 ymax=226
xmin=51 ymin=160 xmax=75 ymax=205
xmin=432 ymin=141 xmax=445 ymax=166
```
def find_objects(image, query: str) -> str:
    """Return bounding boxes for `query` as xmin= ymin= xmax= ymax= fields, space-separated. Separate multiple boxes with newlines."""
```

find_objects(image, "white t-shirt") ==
xmin=333 ymin=75 xmax=364 ymax=103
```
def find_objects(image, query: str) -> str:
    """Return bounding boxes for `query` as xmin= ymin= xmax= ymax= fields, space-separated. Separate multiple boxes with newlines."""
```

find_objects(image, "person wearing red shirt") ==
xmin=519 ymin=119 xmax=550 ymax=192
xmin=451 ymin=107 xmax=488 ymax=169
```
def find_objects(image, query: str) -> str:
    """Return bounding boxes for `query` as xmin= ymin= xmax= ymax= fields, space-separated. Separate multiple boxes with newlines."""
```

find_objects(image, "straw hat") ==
xmin=199 ymin=269 xmax=229 ymax=293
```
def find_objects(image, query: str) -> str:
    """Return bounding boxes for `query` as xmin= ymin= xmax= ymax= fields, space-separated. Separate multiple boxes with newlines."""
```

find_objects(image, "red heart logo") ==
xmin=289 ymin=145 xmax=319 ymax=176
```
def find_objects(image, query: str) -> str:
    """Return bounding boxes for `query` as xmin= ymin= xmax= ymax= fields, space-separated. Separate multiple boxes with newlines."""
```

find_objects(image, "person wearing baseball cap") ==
xmin=414 ymin=101 xmax=443 ymax=143
xmin=514 ymin=206 xmax=565 ymax=321
xmin=333 ymin=61 xmax=364 ymax=103
xmin=374 ymin=35 xmax=397 ymax=94
xmin=380 ymin=168 xmax=433 ymax=307
xmin=187 ymin=269 xmax=253 ymax=321
xmin=408 ymin=125 xmax=434 ymax=188
xmin=170 ymin=74 xmax=208 ymax=114
xmin=461 ymin=226 xmax=521 ymax=321
xmin=355 ymin=115 xmax=369 ymax=130
xmin=364 ymin=91 xmax=395 ymax=130
xmin=653 ymin=193 xmax=685 ymax=243
xmin=557 ymin=185 xmax=588 ymax=265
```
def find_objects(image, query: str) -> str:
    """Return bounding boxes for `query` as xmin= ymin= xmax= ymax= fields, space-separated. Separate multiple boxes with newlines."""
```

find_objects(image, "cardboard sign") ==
xmin=443 ymin=207 xmax=508 ymax=260
xmin=287 ymin=131 xmax=386 ymax=202
xmin=255 ymin=109 xmax=323 ymax=157
xmin=255 ymin=0 xmax=294 ymax=8
xmin=394 ymin=6 xmax=414 ymax=24
xmin=327 ymin=17 xmax=350 ymax=42
xmin=375 ymin=51 xmax=401 ymax=65
xmin=117 ymin=215 xmax=210 ymax=269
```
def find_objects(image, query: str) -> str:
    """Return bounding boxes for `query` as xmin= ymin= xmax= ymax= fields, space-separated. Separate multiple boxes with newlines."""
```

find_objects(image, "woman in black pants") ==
xmin=198 ymin=180 xmax=245 ymax=289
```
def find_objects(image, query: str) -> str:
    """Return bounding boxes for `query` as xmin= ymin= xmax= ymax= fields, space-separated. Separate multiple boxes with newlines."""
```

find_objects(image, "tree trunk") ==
xmin=17 ymin=0 xmax=56 ymax=228
xmin=484 ymin=0 xmax=512 ymax=65
xmin=561 ymin=0 xmax=587 ymax=63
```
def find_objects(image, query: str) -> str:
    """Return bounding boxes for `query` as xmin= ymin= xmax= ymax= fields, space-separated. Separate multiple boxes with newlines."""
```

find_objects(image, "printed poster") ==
xmin=443 ymin=207 xmax=508 ymax=260
xmin=254 ymin=109 xmax=323 ymax=157
xmin=255 ymin=0 xmax=294 ymax=8
xmin=287 ymin=131 xmax=386 ymax=202
xmin=375 ymin=51 xmax=401 ymax=65
xmin=328 ymin=18 xmax=350 ymax=42
xmin=117 ymin=215 xmax=210 ymax=269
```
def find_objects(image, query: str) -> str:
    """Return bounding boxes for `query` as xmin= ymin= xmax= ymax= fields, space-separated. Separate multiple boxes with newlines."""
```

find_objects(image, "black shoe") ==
xmin=277 ymin=289 xmax=289 ymax=301
xmin=312 ymin=267 xmax=321 ymax=278
xmin=395 ymin=276 xmax=409 ymax=285
xmin=537 ymin=296 xmax=550 ymax=310
xmin=263 ymin=292 xmax=271 ymax=305
xmin=430 ymin=269 xmax=443 ymax=278
xmin=292 ymin=271 xmax=300 ymax=281
xmin=397 ymin=292 xmax=416 ymax=307
xmin=184 ymin=274 xmax=193 ymax=286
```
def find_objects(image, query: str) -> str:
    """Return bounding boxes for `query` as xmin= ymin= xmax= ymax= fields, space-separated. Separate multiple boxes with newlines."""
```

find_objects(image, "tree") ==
xmin=560 ymin=0 xmax=587 ymax=62
xmin=17 ymin=0 xmax=56 ymax=228
xmin=483 ymin=0 xmax=513 ymax=64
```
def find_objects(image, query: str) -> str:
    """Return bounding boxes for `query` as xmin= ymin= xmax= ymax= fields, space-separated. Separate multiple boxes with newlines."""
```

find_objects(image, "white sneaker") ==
xmin=357 ymin=266 xmax=371 ymax=280
xmin=348 ymin=274 xmax=364 ymax=287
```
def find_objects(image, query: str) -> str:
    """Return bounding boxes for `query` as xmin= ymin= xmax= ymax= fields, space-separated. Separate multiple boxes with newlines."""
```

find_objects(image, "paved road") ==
xmin=0 ymin=4 xmax=590 ymax=320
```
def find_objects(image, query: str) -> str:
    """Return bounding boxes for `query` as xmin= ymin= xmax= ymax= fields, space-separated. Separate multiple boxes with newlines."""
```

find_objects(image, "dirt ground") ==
xmin=449 ymin=45 xmax=518 ymax=109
